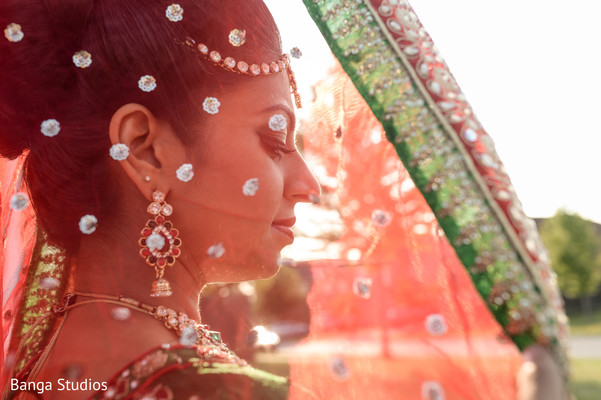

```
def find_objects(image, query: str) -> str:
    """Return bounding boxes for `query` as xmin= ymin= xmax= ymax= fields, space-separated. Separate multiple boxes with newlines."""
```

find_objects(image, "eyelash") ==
xmin=259 ymin=135 xmax=296 ymax=160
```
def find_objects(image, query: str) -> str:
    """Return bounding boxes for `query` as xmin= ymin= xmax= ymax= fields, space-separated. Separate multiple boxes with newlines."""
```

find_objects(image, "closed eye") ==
xmin=259 ymin=135 xmax=296 ymax=160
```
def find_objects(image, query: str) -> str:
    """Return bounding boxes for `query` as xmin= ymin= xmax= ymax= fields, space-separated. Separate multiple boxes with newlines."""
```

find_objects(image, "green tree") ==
xmin=540 ymin=209 xmax=601 ymax=314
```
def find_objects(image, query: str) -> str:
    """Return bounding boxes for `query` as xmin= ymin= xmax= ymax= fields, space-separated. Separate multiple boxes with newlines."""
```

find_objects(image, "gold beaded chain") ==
xmin=70 ymin=292 xmax=247 ymax=365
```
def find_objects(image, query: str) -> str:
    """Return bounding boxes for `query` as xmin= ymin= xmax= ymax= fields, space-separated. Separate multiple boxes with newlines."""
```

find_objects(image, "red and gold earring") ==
xmin=139 ymin=190 xmax=182 ymax=297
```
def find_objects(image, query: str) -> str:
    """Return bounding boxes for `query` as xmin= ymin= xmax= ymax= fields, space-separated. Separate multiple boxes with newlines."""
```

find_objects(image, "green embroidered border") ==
xmin=301 ymin=0 xmax=568 ymax=372
xmin=10 ymin=229 xmax=69 ymax=375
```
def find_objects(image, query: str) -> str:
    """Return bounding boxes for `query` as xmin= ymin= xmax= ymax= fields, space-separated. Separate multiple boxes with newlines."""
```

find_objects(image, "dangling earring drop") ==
xmin=138 ymin=190 xmax=182 ymax=297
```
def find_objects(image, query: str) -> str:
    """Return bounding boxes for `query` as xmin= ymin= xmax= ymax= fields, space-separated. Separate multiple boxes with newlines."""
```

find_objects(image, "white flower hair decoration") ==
xmin=109 ymin=144 xmax=130 ymax=161
xmin=79 ymin=214 xmax=98 ymax=234
xmin=242 ymin=178 xmax=260 ymax=196
xmin=40 ymin=119 xmax=61 ymax=137
xmin=10 ymin=192 xmax=29 ymax=211
xmin=72 ymin=50 xmax=92 ymax=68
xmin=166 ymin=4 xmax=184 ymax=22
xmin=207 ymin=242 xmax=225 ymax=258
xmin=4 ymin=23 xmax=24 ymax=43
xmin=176 ymin=163 xmax=194 ymax=182
xmin=228 ymin=29 xmax=246 ymax=47
xmin=269 ymin=114 xmax=287 ymax=131
xmin=202 ymin=97 xmax=221 ymax=114
xmin=138 ymin=75 xmax=157 ymax=92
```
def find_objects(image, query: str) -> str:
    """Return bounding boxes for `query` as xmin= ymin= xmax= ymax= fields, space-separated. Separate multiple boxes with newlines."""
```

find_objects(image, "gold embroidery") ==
xmin=10 ymin=229 xmax=69 ymax=374
xmin=132 ymin=350 xmax=169 ymax=379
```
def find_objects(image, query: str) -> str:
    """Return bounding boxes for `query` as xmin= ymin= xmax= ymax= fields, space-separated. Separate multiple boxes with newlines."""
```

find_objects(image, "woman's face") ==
xmin=174 ymin=72 xmax=319 ymax=283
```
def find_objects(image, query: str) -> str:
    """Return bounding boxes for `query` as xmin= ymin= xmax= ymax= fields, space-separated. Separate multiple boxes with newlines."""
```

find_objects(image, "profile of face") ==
xmin=171 ymin=72 xmax=320 ymax=283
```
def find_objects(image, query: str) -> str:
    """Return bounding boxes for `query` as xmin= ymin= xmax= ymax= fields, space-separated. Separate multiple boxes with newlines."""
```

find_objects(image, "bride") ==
xmin=1 ymin=0 xmax=318 ymax=398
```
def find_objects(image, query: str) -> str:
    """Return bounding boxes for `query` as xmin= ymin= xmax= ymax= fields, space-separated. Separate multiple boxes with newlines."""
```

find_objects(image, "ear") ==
xmin=108 ymin=104 xmax=187 ymax=200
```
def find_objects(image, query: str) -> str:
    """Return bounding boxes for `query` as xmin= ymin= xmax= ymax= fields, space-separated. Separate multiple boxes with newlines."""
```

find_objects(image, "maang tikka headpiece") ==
xmin=182 ymin=38 xmax=302 ymax=109
xmin=165 ymin=4 xmax=302 ymax=107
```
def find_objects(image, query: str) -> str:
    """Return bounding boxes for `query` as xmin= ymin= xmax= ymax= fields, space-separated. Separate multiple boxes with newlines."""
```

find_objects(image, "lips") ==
xmin=272 ymin=217 xmax=296 ymax=227
xmin=271 ymin=217 xmax=296 ymax=240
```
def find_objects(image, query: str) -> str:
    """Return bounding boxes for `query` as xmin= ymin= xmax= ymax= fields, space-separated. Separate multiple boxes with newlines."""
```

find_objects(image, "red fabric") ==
xmin=1 ymin=154 xmax=37 ymax=389
xmin=288 ymin=64 xmax=522 ymax=399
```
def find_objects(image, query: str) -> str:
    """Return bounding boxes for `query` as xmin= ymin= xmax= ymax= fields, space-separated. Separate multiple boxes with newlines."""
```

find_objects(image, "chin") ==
xmin=242 ymin=246 xmax=285 ymax=280
xmin=241 ymin=255 xmax=282 ymax=281
xmin=254 ymin=260 xmax=281 ymax=280
xmin=204 ymin=254 xmax=281 ymax=283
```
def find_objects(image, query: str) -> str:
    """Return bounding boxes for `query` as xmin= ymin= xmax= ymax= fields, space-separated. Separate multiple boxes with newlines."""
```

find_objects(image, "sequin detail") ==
xmin=352 ymin=277 xmax=372 ymax=299
xmin=371 ymin=209 xmax=392 ymax=227
xmin=4 ymin=23 xmax=23 ymax=42
xmin=242 ymin=178 xmax=259 ymax=196
xmin=138 ymin=75 xmax=157 ymax=92
xmin=290 ymin=47 xmax=302 ymax=59
xmin=10 ymin=192 xmax=28 ymax=211
xmin=111 ymin=307 xmax=132 ymax=321
xmin=268 ymin=114 xmax=287 ymax=132
xmin=72 ymin=50 xmax=92 ymax=68
xmin=421 ymin=381 xmax=445 ymax=400
xmin=165 ymin=4 xmax=183 ymax=22
xmin=40 ymin=119 xmax=60 ymax=137
xmin=79 ymin=215 xmax=98 ymax=234
xmin=176 ymin=163 xmax=194 ymax=182
xmin=425 ymin=314 xmax=447 ymax=336
xmin=329 ymin=357 xmax=350 ymax=380
xmin=207 ymin=243 xmax=225 ymax=258
xmin=109 ymin=143 xmax=130 ymax=161
xmin=202 ymin=97 xmax=220 ymax=114
xmin=228 ymin=29 xmax=246 ymax=47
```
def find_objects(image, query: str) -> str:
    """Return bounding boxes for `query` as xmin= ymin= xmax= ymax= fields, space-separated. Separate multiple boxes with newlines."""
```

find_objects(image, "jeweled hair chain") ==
xmin=180 ymin=37 xmax=302 ymax=108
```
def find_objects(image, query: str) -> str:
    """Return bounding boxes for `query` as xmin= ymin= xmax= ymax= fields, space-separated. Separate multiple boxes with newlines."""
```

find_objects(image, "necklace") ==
xmin=70 ymin=291 xmax=247 ymax=366
xmin=9 ymin=291 xmax=248 ymax=389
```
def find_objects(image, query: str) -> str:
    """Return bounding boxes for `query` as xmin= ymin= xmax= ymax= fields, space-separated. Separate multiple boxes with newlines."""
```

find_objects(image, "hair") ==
xmin=0 ymin=0 xmax=282 ymax=251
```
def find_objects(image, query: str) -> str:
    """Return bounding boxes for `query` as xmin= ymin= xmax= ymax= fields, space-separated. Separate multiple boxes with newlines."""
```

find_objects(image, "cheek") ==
xmin=187 ymin=157 xmax=283 ymax=281
xmin=233 ymin=156 xmax=281 ymax=207
xmin=194 ymin=141 xmax=283 ymax=219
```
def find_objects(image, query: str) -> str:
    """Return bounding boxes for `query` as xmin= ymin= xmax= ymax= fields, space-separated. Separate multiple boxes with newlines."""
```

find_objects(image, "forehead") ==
xmin=220 ymin=72 xmax=294 ymax=113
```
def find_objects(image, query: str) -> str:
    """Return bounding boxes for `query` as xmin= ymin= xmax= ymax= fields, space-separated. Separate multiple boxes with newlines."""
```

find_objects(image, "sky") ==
xmin=265 ymin=0 xmax=601 ymax=224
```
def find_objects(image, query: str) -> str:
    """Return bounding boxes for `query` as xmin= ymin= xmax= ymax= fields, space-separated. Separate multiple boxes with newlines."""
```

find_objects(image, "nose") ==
xmin=283 ymin=151 xmax=321 ymax=204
